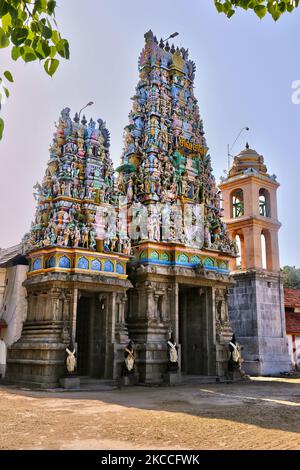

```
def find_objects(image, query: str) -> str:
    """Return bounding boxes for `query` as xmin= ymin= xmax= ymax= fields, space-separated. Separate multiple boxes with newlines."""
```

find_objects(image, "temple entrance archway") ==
xmin=75 ymin=292 xmax=110 ymax=379
xmin=76 ymin=296 xmax=91 ymax=375
xmin=178 ymin=286 xmax=213 ymax=376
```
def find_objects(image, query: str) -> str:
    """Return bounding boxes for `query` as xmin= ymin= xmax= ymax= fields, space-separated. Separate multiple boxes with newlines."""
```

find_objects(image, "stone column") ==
xmin=243 ymin=225 xmax=263 ymax=269
xmin=115 ymin=293 xmax=129 ymax=344
xmin=127 ymin=278 xmax=169 ymax=383
xmin=269 ymin=229 xmax=280 ymax=272
xmin=171 ymin=283 xmax=179 ymax=341
xmin=70 ymin=288 xmax=78 ymax=344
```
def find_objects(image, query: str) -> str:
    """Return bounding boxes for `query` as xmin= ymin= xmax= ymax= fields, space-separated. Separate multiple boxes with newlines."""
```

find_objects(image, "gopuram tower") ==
xmin=117 ymin=30 xmax=237 ymax=383
xmin=6 ymin=110 xmax=132 ymax=387
xmin=219 ymin=145 xmax=290 ymax=375
xmin=6 ymin=31 xmax=240 ymax=387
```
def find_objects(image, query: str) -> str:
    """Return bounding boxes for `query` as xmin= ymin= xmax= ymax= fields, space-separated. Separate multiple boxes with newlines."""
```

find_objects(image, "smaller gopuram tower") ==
xmin=6 ymin=108 xmax=132 ymax=388
xmin=219 ymin=144 xmax=290 ymax=375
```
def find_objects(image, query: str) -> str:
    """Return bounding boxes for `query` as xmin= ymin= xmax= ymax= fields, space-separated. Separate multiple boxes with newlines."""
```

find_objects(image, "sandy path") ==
xmin=1 ymin=377 xmax=300 ymax=450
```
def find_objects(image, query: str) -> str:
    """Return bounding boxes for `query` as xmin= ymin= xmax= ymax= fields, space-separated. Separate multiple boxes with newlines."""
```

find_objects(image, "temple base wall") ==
xmin=5 ymin=272 xmax=131 ymax=387
xmin=127 ymin=265 xmax=234 ymax=383
xmin=5 ymin=265 xmax=235 ymax=387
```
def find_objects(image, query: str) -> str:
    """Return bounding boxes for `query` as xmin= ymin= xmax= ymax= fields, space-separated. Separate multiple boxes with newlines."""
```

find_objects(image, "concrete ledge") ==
xmin=164 ymin=372 xmax=182 ymax=385
xmin=117 ymin=374 xmax=139 ymax=386
xmin=59 ymin=376 xmax=81 ymax=389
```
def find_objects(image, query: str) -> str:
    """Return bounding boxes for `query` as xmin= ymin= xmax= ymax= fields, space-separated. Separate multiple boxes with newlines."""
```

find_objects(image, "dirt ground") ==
xmin=1 ymin=376 xmax=300 ymax=450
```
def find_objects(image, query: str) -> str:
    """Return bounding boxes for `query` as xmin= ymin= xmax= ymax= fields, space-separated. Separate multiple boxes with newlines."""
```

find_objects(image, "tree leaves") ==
xmin=0 ymin=0 xmax=70 ymax=139
xmin=0 ymin=1 xmax=9 ymax=18
xmin=11 ymin=27 xmax=28 ymax=46
xmin=282 ymin=266 xmax=300 ymax=289
xmin=56 ymin=38 xmax=69 ymax=59
xmin=3 ymin=70 xmax=13 ymax=82
xmin=0 ymin=117 xmax=4 ymax=140
xmin=47 ymin=1 xmax=56 ymax=15
xmin=11 ymin=45 xmax=21 ymax=60
xmin=254 ymin=5 xmax=267 ymax=19
xmin=0 ymin=26 xmax=9 ymax=47
xmin=23 ymin=46 xmax=37 ymax=62
xmin=44 ymin=57 xmax=59 ymax=76
xmin=214 ymin=0 xmax=299 ymax=20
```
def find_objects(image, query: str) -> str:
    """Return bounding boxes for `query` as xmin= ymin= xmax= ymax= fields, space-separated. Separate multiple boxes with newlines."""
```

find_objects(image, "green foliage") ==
xmin=3 ymin=70 xmax=13 ymax=82
xmin=282 ymin=266 xmax=300 ymax=289
xmin=0 ymin=0 xmax=70 ymax=140
xmin=214 ymin=1 xmax=299 ymax=20
xmin=44 ymin=57 xmax=59 ymax=76
xmin=0 ymin=117 xmax=3 ymax=139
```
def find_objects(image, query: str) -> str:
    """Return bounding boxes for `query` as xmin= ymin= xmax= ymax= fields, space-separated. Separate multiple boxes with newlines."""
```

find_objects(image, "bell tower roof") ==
xmin=219 ymin=143 xmax=281 ymax=273
xmin=228 ymin=144 xmax=268 ymax=178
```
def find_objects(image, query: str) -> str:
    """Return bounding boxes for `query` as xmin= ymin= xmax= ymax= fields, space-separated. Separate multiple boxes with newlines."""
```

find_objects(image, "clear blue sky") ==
xmin=0 ymin=0 xmax=299 ymax=266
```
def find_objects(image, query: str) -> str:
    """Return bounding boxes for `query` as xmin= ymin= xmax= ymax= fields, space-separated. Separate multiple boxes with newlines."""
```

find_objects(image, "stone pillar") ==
xmin=6 ymin=278 xmax=74 ymax=388
xmin=128 ymin=278 xmax=169 ymax=383
xmin=243 ymin=225 xmax=263 ymax=270
xmin=170 ymin=283 xmax=179 ymax=341
xmin=268 ymin=229 xmax=280 ymax=272
xmin=70 ymin=288 xmax=78 ymax=344
xmin=214 ymin=287 xmax=232 ymax=377
xmin=115 ymin=293 xmax=129 ymax=344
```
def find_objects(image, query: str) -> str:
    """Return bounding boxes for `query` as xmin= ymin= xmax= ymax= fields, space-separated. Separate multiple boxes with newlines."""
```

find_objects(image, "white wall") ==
xmin=0 ymin=267 xmax=6 ymax=310
xmin=0 ymin=265 xmax=28 ymax=346
xmin=287 ymin=333 xmax=300 ymax=369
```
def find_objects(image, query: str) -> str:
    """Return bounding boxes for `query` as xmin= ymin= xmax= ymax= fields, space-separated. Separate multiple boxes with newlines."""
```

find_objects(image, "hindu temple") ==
xmin=0 ymin=31 xmax=289 ymax=387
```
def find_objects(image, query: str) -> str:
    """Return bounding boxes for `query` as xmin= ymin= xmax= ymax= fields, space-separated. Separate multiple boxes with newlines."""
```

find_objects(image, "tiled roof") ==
xmin=286 ymin=312 xmax=300 ymax=334
xmin=284 ymin=288 xmax=300 ymax=308
xmin=0 ymin=243 xmax=23 ymax=267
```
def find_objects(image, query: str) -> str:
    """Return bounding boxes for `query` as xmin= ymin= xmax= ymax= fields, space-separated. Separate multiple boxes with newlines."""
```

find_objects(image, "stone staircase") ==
xmin=181 ymin=375 xmax=221 ymax=385
xmin=77 ymin=376 xmax=117 ymax=391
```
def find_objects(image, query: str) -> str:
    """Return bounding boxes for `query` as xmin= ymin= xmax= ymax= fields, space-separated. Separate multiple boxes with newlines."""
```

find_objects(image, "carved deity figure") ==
xmin=82 ymin=226 xmax=89 ymax=248
xmin=124 ymin=340 xmax=135 ymax=375
xmin=73 ymin=226 xmax=81 ymax=247
xmin=167 ymin=334 xmax=179 ymax=372
xmin=65 ymin=342 xmax=76 ymax=374
xmin=227 ymin=334 xmax=246 ymax=381
xmin=89 ymin=227 xmax=96 ymax=249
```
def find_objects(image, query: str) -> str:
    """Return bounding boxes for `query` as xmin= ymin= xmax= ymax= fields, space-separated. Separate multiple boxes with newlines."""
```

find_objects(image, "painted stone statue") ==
xmin=167 ymin=334 xmax=178 ymax=372
xmin=227 ymin=334 xmax=246 ymax=380
xmin=124 ymin=340 xmax=135 ymax=375
xmin=65 ymin=342 xmax=76 ymax=374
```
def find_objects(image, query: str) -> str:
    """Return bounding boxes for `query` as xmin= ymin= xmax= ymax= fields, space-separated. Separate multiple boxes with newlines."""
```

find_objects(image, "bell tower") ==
xmin=219 ymin=144 xmax=290 ymax=375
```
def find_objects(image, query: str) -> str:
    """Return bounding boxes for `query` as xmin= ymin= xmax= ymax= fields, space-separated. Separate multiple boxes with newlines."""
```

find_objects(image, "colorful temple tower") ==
xmin=219 ymin=145 xmax=290 ymax=375
xmin=6 ymin=109 xmax=132 ymax=387
xmin=6 ymin=31 xmax=239 ymax=386
xmin=116 ymin=31 xmax=237 ymax=383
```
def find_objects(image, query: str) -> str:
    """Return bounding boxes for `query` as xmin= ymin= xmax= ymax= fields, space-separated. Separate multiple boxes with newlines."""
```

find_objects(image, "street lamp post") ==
xmin=78 ymin=101 xmax=94 ymax=121
xmin=227 ymin=127 xmax=250 ymax=171
xmin=163 ymin=32 xmax=179 ymax=43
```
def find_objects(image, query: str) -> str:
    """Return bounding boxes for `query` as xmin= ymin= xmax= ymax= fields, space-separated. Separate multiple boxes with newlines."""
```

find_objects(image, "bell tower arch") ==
xmin=219 ymin=144 xmax=290 ymax=375
xmin=220 ymin=145 xmax=281 ymax=273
